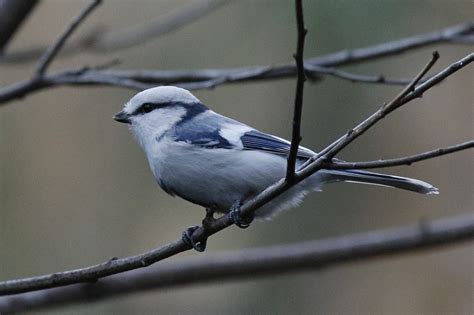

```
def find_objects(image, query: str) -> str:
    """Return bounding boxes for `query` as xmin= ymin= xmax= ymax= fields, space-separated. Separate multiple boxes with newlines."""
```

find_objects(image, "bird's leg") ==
xmin=202 ymin=206 xmax=216 ymax=229
xmin=230 ymin=200 xmax=254 ymax=228
xmin=182 ymin=226 xmax=206 ymax=252
xmin=181 ymin=207 xmax=216 ymax=252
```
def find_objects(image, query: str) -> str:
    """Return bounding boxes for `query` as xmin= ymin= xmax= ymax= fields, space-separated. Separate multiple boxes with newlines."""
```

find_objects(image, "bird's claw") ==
xmin=182 ymin=225 xmax=207 ymax=252
xmin=230 ymin=200 xmax=254 ymax=228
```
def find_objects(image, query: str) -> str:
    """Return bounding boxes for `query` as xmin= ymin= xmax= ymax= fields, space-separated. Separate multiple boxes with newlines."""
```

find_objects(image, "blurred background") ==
xmin=0 ymin=0 xmax=472 ymax=314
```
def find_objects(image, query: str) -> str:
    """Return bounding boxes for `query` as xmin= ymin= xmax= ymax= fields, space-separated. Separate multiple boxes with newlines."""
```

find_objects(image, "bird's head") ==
xmin=114 ymin=86 xmax=208 ymax=144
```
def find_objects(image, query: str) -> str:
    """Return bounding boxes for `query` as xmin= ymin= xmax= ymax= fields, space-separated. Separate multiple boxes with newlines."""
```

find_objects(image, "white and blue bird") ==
xmin=114 ymin=86 xmax=438 ymax=250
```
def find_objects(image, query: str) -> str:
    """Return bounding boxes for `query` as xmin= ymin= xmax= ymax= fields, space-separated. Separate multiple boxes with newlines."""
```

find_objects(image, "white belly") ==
xmin=149 ymin=138 xmax=325 ymax=218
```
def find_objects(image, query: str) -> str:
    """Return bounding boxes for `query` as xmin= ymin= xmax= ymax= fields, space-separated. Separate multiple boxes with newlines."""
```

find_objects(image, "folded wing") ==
xmin=241 ymin=130 xmax=315 ymax=159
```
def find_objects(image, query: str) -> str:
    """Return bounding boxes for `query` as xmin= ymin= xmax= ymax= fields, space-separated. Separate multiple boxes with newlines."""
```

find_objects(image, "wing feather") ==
xmin=241 ymin=130 xmax=315 ymax=159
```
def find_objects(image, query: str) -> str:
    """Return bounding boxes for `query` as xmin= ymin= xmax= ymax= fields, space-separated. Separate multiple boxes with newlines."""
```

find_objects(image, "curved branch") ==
xmin=0 ymin=213 xmax=473 ymax=313
xmin=0 ymin=52 xmax=471 ymax=296
xmin=328 ymin=141 xmax=474 ymax=170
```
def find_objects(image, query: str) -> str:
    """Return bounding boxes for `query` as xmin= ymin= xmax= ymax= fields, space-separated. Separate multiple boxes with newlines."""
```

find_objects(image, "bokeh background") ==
xmin=0 ymin=0 xmax=472 ymax=314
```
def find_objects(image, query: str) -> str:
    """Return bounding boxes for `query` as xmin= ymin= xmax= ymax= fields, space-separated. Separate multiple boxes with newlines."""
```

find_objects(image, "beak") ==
xmin=114 ymin=110 xmax=131 ymax=124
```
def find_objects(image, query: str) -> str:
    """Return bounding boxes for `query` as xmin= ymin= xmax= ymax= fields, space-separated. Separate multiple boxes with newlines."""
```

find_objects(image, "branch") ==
xmin=1 ymin=213 xmax=473 ymax=313
xmin=0 ymin=23 xmax=472 ymax=104
xmin=0 ymin=52 xmax=471 ymax=296
xmin=327 ymin=141 xmax=474 ymax=170
xmin=286 ymin=0 xmax=307 ymax=179
xmin=299 ymin=52 xmax=474 ymax=172
xmin=307 ymin=22 xmax=473 ymax=67
xmin=305 ymin=64 xmax=426 ymax=85
xmin=0 ymin=0 xmax=39 ymax=53
xmin=319 ymin=51 xmax=440 ymax=160
xmin=0 ymin=64 xmax=424 ymax=105
xmin=34 ymin=0 xmax=102 ymax=76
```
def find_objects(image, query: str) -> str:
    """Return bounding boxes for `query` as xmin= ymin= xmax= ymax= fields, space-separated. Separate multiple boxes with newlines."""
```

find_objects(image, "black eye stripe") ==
xmin=133 ymin=102 xmax=169 ymax=115
xmin=142 ymin=103 xmax=154 ymax=113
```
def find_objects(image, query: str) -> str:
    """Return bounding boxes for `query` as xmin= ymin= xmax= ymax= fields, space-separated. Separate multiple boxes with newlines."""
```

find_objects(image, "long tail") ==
xmin=322 ymin=169 xmax=439 ymax=195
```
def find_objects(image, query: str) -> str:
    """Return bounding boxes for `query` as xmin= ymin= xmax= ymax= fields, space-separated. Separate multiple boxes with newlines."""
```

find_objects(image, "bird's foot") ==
xmin=230 ymin=200 xmax=254 ymax=228
xmin=182 ymin=226 xmax=207 ymax=252
xmin=182 ymin=207 xmax=216 ymax=252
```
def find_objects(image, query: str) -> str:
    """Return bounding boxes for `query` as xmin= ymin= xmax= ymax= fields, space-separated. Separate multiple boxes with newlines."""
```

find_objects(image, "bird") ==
xmin=114 ymin=86 xmax=438 ymax=251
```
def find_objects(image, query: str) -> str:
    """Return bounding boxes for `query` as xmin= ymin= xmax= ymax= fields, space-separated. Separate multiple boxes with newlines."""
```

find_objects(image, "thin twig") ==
xmin=306 ymin=64 xmax=425 ymax=85
xmin=0 ymin=52 xmax=471 ymax=297
xmin=400 ymin=52 xmax=474 ymax=104
xmin=327 ymin=141 xmax=474 ymax=169
xmin=34 ymin=0 xmax=102 ymax=76
xmin=1 ymin=213 xmax=472 ymax=313
xmin=287 ymin=0 xmax=307 ymax=180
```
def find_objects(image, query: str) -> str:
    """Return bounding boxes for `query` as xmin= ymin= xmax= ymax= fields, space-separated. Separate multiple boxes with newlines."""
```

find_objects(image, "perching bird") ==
xmin=114 ymin=86 xmax=438 ymax=250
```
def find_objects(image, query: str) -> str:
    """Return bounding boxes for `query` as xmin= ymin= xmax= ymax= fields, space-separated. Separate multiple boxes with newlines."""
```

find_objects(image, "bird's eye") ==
xmin=142 ymin=103 xmax=154 ymax=113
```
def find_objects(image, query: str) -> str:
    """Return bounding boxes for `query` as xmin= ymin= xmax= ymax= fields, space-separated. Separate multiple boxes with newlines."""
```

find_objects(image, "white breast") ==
xmin=130 ymin=106 xmax=186 ymax=158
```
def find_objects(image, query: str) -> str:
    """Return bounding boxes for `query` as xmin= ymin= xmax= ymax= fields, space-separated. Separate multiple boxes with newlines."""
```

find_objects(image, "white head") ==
xmin=114 ymin=86 xmax=208 ymax=148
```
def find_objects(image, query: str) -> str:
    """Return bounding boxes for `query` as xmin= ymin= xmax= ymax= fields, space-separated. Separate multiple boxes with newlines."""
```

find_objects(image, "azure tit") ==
xmin=114 ymin=86 xmax=438 ymax=251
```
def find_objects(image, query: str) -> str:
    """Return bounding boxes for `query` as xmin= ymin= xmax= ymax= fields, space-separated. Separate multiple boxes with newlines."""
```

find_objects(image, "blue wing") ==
xmin=171 ymin=111 xmax=236 ymax=149
xmin=241 ymin=130 xmax=315 ymax=159
xmin=174 ymin=128 xmax=235 ymax=149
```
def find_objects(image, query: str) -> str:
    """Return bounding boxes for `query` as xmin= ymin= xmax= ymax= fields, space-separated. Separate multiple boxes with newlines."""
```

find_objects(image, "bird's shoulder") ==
xmin=170 ymin=110 xmax=249 ymax=149
xmin=170 ymin=110 xmax=316 ymax=159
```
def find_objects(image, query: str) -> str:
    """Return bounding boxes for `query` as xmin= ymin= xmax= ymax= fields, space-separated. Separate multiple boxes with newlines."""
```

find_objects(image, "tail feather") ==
xmin=323 ymin=169 xmax=439 ymax=195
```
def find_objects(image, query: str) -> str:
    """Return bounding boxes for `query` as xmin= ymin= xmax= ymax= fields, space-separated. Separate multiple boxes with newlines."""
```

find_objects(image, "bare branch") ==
xmin=0 ymin=60 xmax=430 ymax=105
xmin=34 ymin=0 xmax=102 ymax=76
xmin=307 ymin=22 xmax=473 ymax=67
xmin=0 ymin=0 xmax=39 ymax=53
xmin=314 ymin=52 xmax=440 ymax=161
xmin=108 ymin=65 xmax=423 ymax=86
xmin=299 ymin=52 xmax=473 ymax=171
xmin=286 ymin=0 xmax=307 ymax=180
xmin=1 ymin=213 xmax=473 ymax=313
xmin=400 ymin=52 xmax=474 ymax=104
xmin=0 ymin=52 xmax=471 ymax=296
xmin=327 ymin=141 xmax=474 ymax=170
xmin=0 ymin=23 xmax=472 ymax=104
xmin=305 ymin=64 xmax=424 ymax=85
